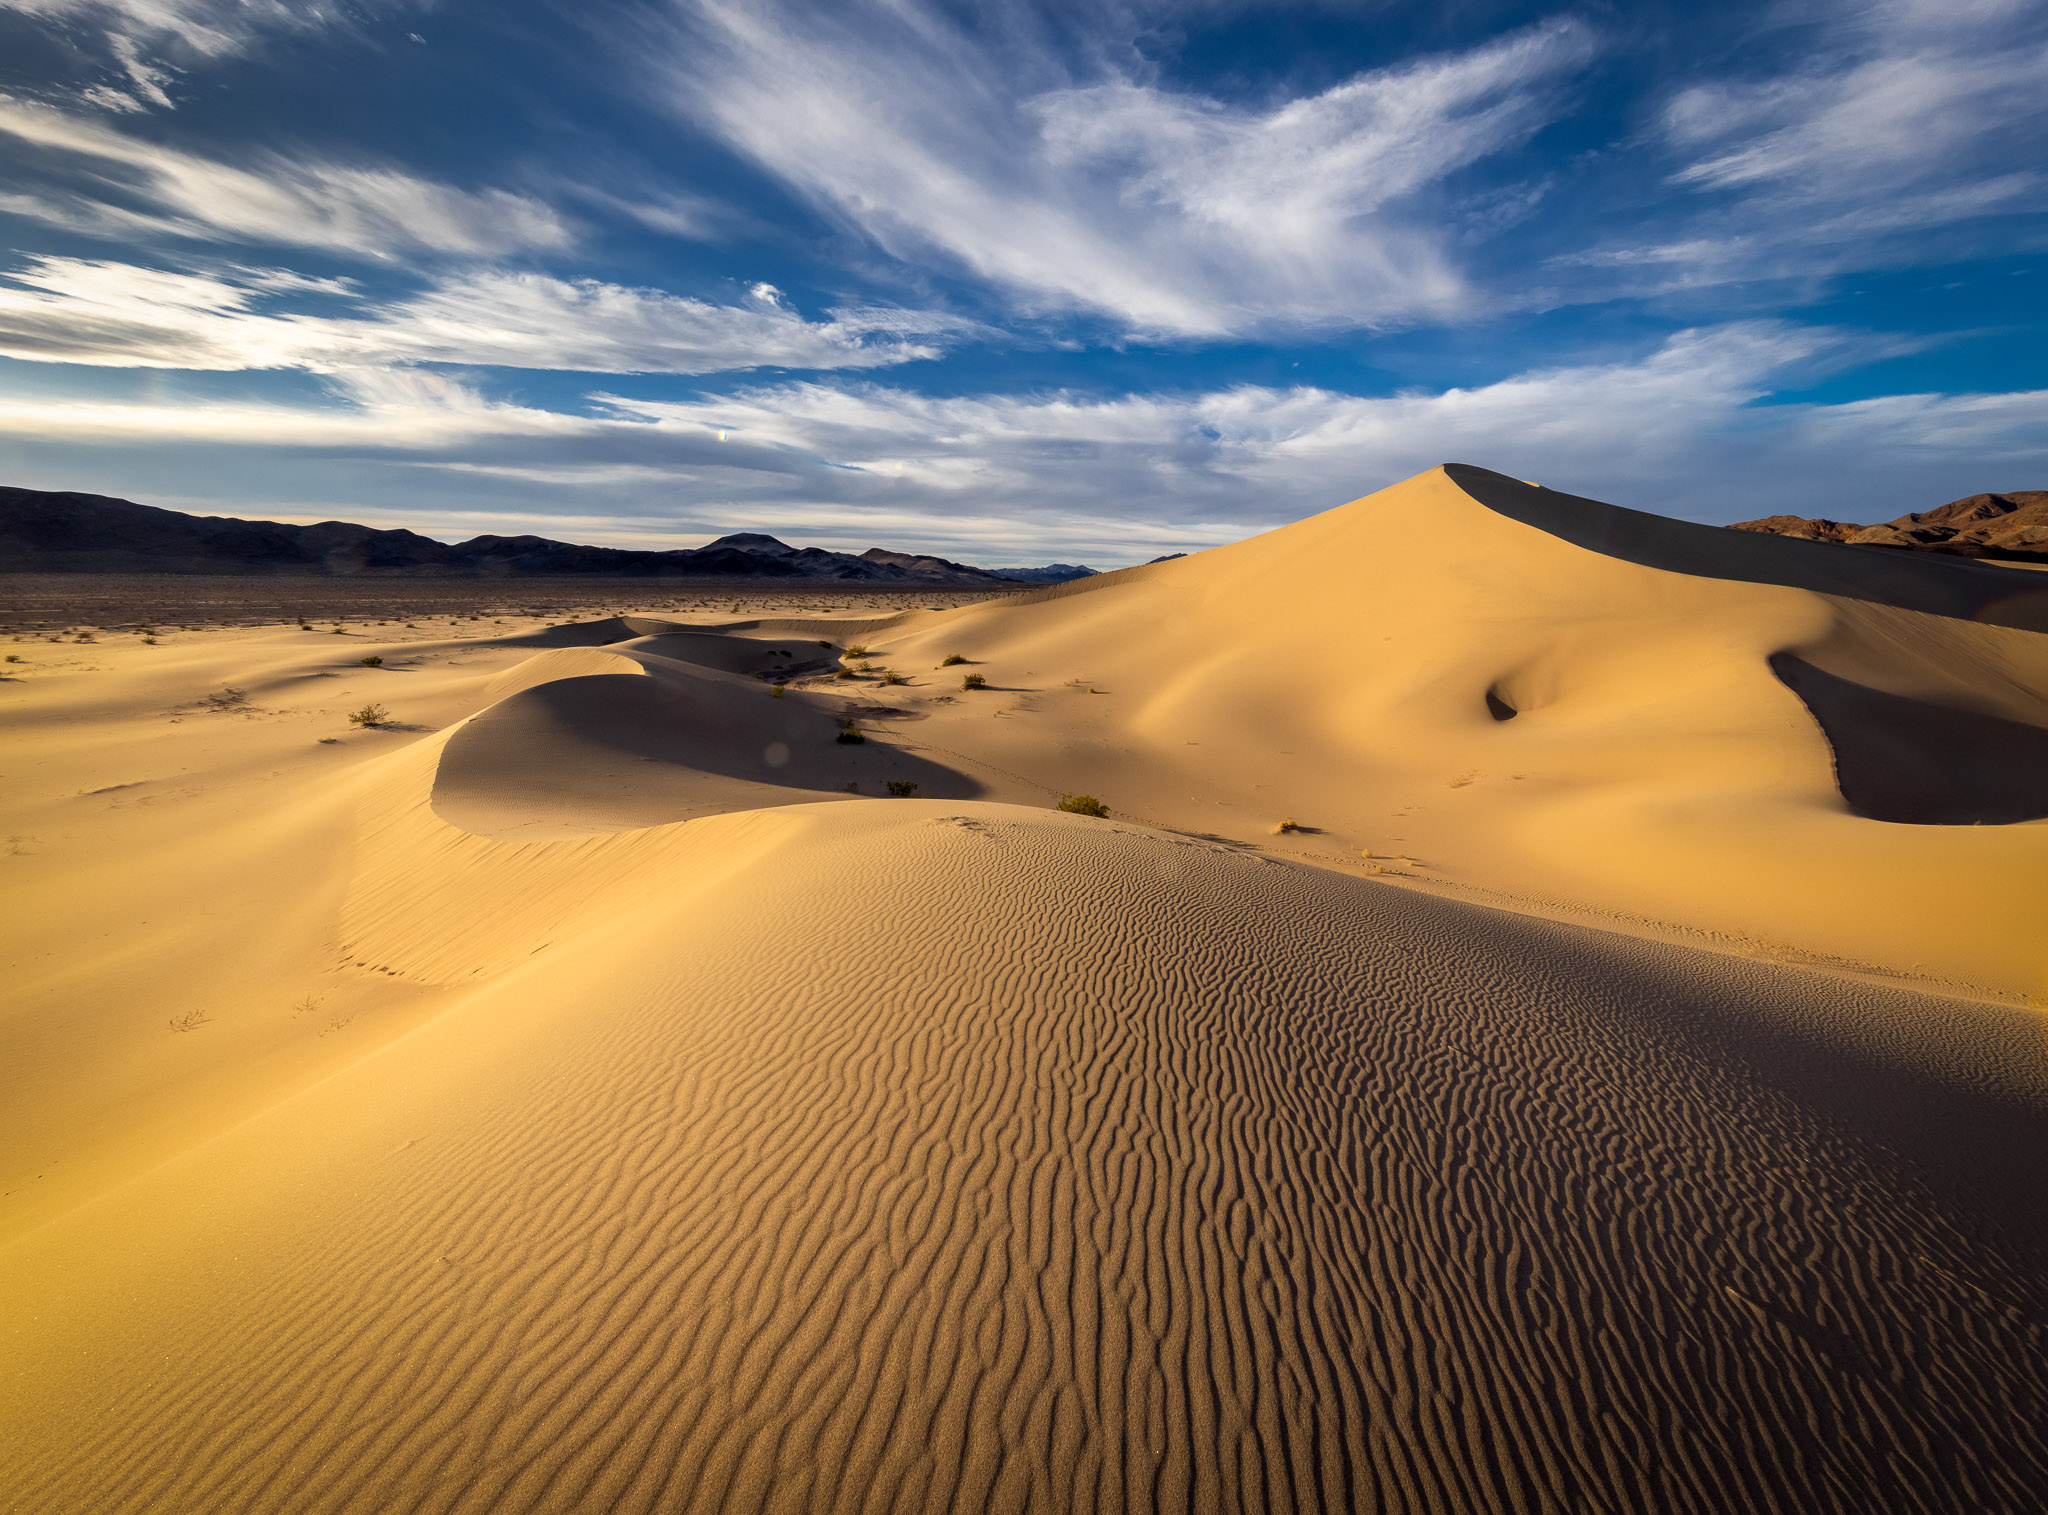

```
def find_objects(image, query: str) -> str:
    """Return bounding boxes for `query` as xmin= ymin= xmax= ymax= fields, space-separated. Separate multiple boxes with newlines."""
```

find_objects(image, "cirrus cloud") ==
xmin=0 ymin=255 xmax=978 ymax=373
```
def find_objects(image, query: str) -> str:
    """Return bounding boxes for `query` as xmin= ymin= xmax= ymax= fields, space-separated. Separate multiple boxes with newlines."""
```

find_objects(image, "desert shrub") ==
xmin=360 ymin=655 xmax=384 ymax=667
xmin=204 ymin=686 xmax=249 ymax=711
xmin=1057 ymin=794 xmax=1109 ymax=818
xmin=835 ymin=720 xmax=865 ymax=744
xmin=350 ymin=703 xmax=391 ymax=728
xmin=1273 ymin=819 xmax=1300 ymax=834
xmin=167 ymin=1009 xmax=212 ymax=1033
xmin=836 ymin=669 xmax=856 ymax=680
xmin=331 ymin=627 xmax=345 ymax=635
xmin=940 ymin=653 xmax=966 ymax=666
xmin=855 ymin=660 xmax=874 ymax=672
xmin=880 ymin=671 xmax=905 ymax=685
xmin=845 ymin=644 xmax=870 ymax=657
xmin=886 ymin=779 xmax=918 ymax=797
xmin=771 ymin=684 xmax=787 ymax=699
xmin=3 ymin=654 xmax=18 ymax=662
xmin=142 ymin=636 xmax=157 ymax=645
xmin=816 ymin=639 xmax=833 ymax=648
xmin=75 ymin=631 xmax=95 ymax=642
xmin=962 ymin=673 xmax=986 ymax=690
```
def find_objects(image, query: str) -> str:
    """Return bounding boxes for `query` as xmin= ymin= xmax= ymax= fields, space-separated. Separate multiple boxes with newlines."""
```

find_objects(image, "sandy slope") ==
xmin=4 ymin=466 xmax=2047 ymax=1513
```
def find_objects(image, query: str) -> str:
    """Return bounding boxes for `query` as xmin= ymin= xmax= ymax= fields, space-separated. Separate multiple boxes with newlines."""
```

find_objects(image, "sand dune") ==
xmin=4 ymin=465 xmax=2047 ymax=1513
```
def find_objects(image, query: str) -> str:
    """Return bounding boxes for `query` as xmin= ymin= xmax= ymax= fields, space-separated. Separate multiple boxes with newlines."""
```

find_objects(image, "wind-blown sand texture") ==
xmin=4 ymin=466 xmax=2046 ymax=1513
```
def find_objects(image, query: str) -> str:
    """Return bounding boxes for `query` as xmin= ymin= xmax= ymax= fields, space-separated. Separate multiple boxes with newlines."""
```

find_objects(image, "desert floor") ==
xmin=3 ymin=466 xmax=2046 ymax=1514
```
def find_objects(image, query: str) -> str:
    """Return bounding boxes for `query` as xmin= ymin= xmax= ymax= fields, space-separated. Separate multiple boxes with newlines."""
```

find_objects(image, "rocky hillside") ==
xmin=1732 ymin=491 xmax=2048 ymax=563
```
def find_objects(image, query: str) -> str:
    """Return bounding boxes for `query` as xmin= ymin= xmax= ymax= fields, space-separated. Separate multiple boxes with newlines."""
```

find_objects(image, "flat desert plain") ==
xmin=3 ymin=465 xmax=2047 ymax=1514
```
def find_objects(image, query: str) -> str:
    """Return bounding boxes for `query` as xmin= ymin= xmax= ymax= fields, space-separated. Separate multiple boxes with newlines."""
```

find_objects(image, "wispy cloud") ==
xmin=0 ymin=256 xmax=977 ymax=372
xmin=1649 ymin=0 xmax=2048 ymax=264
xmin=648 ymin=0 xmax=1595 ymax=336
xmin=4 ymin=324 xmax=2041 ymax=561
xmin=0 ymin=98 xmax=573 ymax=257
xmin=0 ymin=0 xmax=405 ymax=109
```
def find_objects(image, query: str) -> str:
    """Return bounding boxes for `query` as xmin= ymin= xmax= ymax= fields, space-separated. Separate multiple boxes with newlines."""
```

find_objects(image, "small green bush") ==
xmin=940 ymin=653 xmax=966 ymax=666
xmin=880 ymin=671 xmax=905 ymax=686
xmin=1273 ymin=819 xmax=1300 ymax=834
xmin=961 ymin=673 xmax=986 ymax=690
xmin=360 ymin=655 xmax=384 ymax=667
xmin=770 ymin=684 xmax=787 ymax=699
xmin=886 ymin=779 xmax=918 ymax=797
xmin=835 ymin=720 xmax=865 ymax=745
xmin=845 ymin=643 xmax=870 ymax=657
xmin=3 ymin=654 xmax=19 ymax=663
xmin=349 ymin=703 xmax=391 ymax=728
xmin=836 ymin=669 xmax=855 ymax=680
xmin=1057 ymin=794 xmax=1109 ymax=818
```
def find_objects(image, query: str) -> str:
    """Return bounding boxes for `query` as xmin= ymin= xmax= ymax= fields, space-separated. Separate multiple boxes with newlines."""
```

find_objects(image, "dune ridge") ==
xmin=7 ymin=792 xmax=2048 ymax=1514
xmin=5 ymin=463 xmax=2047 ymax=1513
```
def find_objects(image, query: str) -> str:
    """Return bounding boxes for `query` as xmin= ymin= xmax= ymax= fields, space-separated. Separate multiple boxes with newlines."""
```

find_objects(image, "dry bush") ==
xmin=1057 ymin=794 xmax=1108 ymax=818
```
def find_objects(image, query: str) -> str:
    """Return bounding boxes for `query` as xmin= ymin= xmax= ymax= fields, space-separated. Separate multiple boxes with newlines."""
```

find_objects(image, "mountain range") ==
xmin=0 ymin=486 xmax=1099 ymax=584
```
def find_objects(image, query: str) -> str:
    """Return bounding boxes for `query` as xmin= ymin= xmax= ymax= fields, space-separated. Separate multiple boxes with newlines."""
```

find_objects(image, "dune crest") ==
xmin=6 ymin=463 xmax=2048 ymax=1513
xmin=8 ymin=789 xmax=2048 ymax=1513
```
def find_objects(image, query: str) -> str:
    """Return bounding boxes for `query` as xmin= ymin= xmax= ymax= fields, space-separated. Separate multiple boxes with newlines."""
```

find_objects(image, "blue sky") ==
xmin=0 ymin=0 xmax=2042 ymax=566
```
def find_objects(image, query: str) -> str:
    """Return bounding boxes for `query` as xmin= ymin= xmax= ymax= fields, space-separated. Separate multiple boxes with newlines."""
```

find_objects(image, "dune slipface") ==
xmin=4 ymin=465 xmax=2047 ymax=1514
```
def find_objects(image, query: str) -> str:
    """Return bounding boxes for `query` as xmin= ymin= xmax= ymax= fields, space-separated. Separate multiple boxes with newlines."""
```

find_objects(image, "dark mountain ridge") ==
xmin=0 ymin=486 xmax=1093 ymax=583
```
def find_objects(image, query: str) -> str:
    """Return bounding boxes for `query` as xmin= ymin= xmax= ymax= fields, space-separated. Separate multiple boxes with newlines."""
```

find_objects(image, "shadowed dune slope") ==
xmin=1447 ymin=465 xmax=2048 ymax=631
xmin=435 ymin=667 xmax=976 ymax=838
xmin=4 ymin=797 xmax=2047 ymax=1515
xmin=813 ymin=465 xmax=2048 ymax=992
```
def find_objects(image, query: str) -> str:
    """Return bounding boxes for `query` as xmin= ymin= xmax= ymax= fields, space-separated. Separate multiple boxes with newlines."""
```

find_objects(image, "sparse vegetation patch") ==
xmin=350 ymin=703 xmax=392 ymax=728
xmin=886 ymin=780 xmax=919 ymax=797
xmin=360 ymin=655 xmax=384 ymax=667
xmin=940 ymin=653 xmax=966 ymax=666
xmin=962 ymin=673 xmax=987 ymax=690
xmin=1057 ymin=794 xmax=1109 ymax=818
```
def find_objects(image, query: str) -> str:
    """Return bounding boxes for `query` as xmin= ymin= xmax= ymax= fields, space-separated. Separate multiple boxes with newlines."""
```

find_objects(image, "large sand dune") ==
xmin=4 ymin=466 xmax=2046 ymax=1512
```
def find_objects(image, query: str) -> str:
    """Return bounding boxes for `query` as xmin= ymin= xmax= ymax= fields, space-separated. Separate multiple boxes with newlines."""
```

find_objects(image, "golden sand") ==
xmin=4 ymin=467 xmax=2045 ymax=1512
